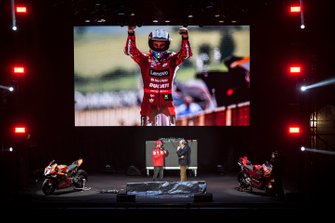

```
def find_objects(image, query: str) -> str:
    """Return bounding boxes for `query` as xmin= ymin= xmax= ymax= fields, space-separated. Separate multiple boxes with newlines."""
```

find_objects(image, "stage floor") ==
xmin=1 ymin=173 xmax=332 ymax=220
xmin=26 ymin=173 xmax=281 ymax=204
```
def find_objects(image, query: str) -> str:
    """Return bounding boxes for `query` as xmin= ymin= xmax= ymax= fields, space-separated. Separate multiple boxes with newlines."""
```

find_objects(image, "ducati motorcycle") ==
xmin=42 ymin=158 xmax=88 ymax=195
xmin=237 ymin=156 xmax=275 ymax=195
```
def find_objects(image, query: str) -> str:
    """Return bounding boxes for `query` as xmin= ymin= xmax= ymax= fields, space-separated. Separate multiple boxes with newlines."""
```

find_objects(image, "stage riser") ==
xmin=126 ymin=181 xmax=207 ymax=196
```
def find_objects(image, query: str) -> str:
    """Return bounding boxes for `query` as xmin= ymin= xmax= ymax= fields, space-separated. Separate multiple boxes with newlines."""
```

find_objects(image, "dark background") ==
xmin=1 ymin=0 xmax=335 ymax=198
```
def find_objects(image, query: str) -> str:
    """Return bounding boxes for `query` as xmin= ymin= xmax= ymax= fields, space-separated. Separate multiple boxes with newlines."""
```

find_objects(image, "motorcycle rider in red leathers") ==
xmin=152 ymin=140 xmax=167 ymax=181
xmin=124 ymin=26 xmax=192 ymax=126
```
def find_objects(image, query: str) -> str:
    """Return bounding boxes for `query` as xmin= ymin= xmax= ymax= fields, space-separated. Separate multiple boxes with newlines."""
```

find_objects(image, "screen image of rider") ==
xmin=74 ymin=26 xmax=250 ymax=126
xmin=124 ymin=26 xmax=192 ymax=126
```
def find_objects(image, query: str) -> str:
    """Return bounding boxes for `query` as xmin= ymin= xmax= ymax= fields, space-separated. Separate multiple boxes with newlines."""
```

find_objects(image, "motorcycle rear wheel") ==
xmin=73 ymin=169 xmax=88 ymax=188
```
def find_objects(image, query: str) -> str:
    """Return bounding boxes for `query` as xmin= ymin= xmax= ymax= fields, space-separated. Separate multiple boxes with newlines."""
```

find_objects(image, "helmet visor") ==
xmin=150 ymin=29 xmax=170 ymax=41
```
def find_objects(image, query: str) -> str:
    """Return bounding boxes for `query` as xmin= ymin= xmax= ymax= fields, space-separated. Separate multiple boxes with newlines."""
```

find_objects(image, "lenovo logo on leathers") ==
xmin=149 ymin=69 xmax=169 ymax=77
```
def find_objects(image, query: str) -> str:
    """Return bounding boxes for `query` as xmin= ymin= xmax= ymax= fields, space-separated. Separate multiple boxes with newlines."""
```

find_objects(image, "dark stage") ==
xmin=2 ymin=172 xmax=333 ymax=221
xmin=1 ymin=0 xmax=335 ymax=221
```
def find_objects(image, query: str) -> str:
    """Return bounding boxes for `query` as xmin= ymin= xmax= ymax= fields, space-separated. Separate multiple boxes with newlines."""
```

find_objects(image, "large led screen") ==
xmin=74 ymin=25 xmax=250 ymax=126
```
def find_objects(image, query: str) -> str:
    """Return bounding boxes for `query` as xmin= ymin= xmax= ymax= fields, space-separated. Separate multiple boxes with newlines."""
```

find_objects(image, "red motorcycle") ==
xmin=237 ymin=156 xmax=275 ymax=195
xmin=42 ymin=158 xmax=88 ymax=195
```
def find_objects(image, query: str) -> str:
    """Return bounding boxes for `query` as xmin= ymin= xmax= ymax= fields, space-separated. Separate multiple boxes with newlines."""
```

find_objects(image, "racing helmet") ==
xmin=148 ymin=29 xmax=171 ymax=53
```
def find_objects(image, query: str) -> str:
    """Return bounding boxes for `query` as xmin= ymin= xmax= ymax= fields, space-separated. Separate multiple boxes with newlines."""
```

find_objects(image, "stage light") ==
xmin=16 ymin=6 xmax=27 ymax=14
xmin=0 ymin=85 xmax=14 ymax=92
xmin=289 ymin=126 xmax=301 ymax=134
xmin=290 ymin=6 xmax=301 ymax=13
xmin=289 ymin=66 xmax=302 ymax=74
xmin=12 ymin=26 xmax=17 ymax=31
xmin=14 ymin=126 xmax=26 ymax=134
xmin=300 ymin=86 xmax=306 ymax=91
xmin=12 ymin=66 xmax=26 ymax=75
xmin=299 ymin=77 xmax=335 ymax=91
xmin=289 ymin=1 xmax=306 ymax=30
xmin=299 ymin=147 xmax=335 ymax=155
xmin=9 ymin=147 xmax=14 ymax=152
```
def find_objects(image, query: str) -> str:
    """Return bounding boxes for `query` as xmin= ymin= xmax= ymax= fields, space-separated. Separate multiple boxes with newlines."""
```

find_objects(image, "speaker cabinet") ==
xmin=193 ymin=193 xmax=213 ymax=202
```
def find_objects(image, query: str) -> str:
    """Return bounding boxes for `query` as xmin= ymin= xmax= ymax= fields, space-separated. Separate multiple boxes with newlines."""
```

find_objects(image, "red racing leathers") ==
xmin=152 ymin=147 xmax=167 ymax=167
xmin=124 ymin=32 xmax=192 ymax=125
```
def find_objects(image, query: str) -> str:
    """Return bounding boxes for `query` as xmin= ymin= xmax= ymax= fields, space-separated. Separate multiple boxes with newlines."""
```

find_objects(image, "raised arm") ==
xmin=124 ymin=26 xmax=145 ymax=64
xmin=174 ymin=27 xmax=192 ymax=66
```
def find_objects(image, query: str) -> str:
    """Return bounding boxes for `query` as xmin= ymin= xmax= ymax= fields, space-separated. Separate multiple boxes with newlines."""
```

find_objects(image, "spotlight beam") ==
xmin=11 ymin=0 xmax=17 ymax=30
xmin=302 ymin=147 xmax=335 ymax=156
xmin=299 ymin=0 xmax=305 ymax=28
xmin=302 ymin=77 xmax=335 ymax=91
xmin=0 ymin=84 xmax=14 ymax=92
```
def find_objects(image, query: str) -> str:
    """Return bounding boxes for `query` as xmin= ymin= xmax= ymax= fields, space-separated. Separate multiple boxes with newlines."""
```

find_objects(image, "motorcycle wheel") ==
xmin=73 ymin=169 xmax=88 ymax=188
xmin=237 ymin=172 xmax=250 ymax=189
xmin=42 ymin=179 xmax=55 ymax=195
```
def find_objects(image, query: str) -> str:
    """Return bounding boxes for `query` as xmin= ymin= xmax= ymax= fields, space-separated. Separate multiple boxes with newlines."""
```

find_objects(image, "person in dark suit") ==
xmin=270 ymin=150 xmax=285 ymax=200
xmin=176 ymin=139 xmax=190 ymax=181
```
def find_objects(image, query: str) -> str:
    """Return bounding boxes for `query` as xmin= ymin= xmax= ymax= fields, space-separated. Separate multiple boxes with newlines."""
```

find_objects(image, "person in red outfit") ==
xmin=151 ymin=139 xmax=168 ymax=181
xmin=124 ymin=26 xmax=192 ymax=126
